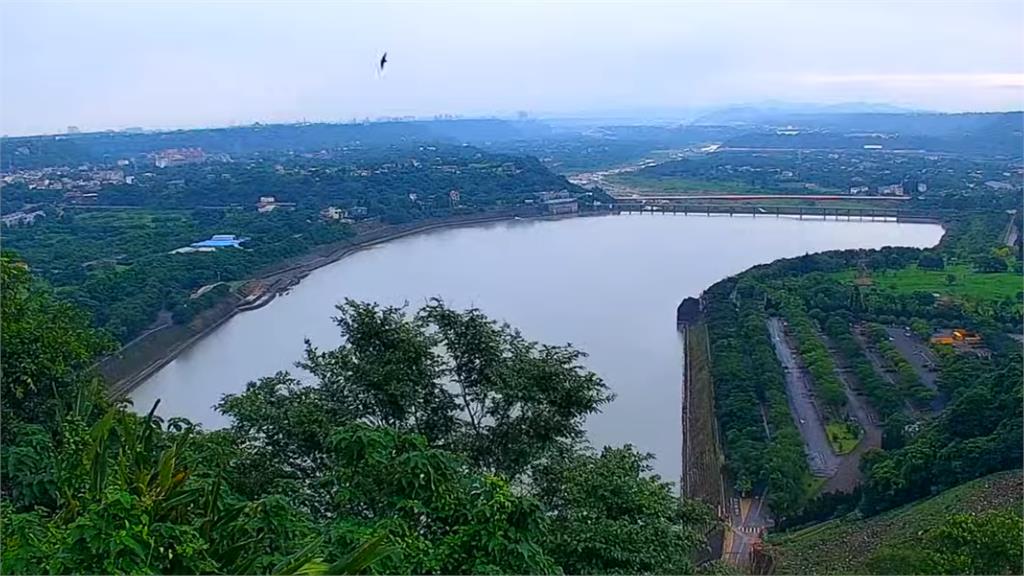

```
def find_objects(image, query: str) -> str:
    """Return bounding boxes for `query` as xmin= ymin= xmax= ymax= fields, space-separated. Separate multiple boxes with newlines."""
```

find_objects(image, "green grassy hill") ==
xmin=768 ymin=470 xmax=1023 ymax=574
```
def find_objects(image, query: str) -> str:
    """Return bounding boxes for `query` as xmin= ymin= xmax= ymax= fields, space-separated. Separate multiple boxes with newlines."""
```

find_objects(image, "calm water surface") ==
xmin=132 ymin=214 xmax=942 ymax=482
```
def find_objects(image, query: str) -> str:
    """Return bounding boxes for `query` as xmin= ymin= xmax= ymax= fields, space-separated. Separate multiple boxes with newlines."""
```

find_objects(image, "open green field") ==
xmin=825 ymin=421 xmax=860 ymax=455
xmin=835 ymin=264 xmax=1022 ymax=302
xmin=607 ymin=173 xmax=756 ymax=195
xmin=769 ymin=470 xmax=1024 ymax=574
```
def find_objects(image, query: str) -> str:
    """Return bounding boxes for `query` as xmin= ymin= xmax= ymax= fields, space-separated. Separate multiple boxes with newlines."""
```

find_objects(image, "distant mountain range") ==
xmin=689 ymin=101 xmax=927 ymax=126
xmin=539 ymin=102 xmax=925 ymax=128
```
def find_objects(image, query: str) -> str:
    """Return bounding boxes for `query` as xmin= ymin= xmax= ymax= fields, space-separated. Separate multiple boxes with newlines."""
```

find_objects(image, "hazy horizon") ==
xmin=2 ymin=0 xmax=1022 ymax=137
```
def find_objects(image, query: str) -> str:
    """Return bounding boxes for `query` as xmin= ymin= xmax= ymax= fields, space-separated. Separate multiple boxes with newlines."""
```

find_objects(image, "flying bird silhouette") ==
xmin=379 ymin=52 xmax=388 ymax=72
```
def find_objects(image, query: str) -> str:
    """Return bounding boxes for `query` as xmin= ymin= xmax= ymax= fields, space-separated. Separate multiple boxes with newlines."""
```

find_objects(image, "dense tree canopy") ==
xmin=0 ymin=260 xmax=714 ymax=574
xmin=702 ymin=212 xmax=1022 ymax=526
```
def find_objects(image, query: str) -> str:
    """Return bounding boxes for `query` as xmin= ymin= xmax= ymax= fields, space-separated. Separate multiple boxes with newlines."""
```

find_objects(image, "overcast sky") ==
xmin=2 ymin=1 xmax=1022 ymax=135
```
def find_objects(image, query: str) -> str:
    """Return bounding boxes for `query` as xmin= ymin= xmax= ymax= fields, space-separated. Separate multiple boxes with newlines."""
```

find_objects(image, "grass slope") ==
xmin=835 ymin=264 xmax=1022 ymax=302
xmin=768 ymin=470 xmax=1023 ymax=574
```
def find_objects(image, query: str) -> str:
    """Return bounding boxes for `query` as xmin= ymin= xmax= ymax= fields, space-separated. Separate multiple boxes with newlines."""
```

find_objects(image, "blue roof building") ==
xmin=171 ymin=234 xmax=249 ymax=253
xmin=191 ymin=234 xmax=248 ymax=248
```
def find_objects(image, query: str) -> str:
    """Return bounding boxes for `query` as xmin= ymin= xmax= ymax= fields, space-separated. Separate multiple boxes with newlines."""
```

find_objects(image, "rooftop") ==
xmin=543 ymin=197 xmax=578 ymax=205
xmin=189 ymin=234 xmax=248 ymax=248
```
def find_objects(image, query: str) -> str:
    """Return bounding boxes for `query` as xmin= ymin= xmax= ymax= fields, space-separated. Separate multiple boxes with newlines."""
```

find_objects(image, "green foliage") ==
xmin=822 ymin=316 xmax=904 ymax=420
xmin=2 ymin=143 xmax=589 ymax=343
xmin=825 ymin=422 xmax=860 ymax=455
xmin=780 ymin=302 xmax=847 ymax=416
xmin=321 ymin=424 xmax=558 ymax=574
xmin=1 ymin=262 xmax=707 ymax=574
xmin=865 ymin=510 xmax=1023 ymax=575
xmin=916 ymin=252 xmax=945 ymax=271
xmin=701 ymin=212 xmax=1022 ymax=531
xmin=420 ymin=301 xmax=613 ymax=477
xmin=770 ymin=470 xmax=1023 ymax=574
xmin=1 ymin=404 xmax=316 ymax=574
xmin=633 ymin=146 xmax=1020 ymax=195
xmin=704 ymin=279 xmax=809 ymax=516
xmin=0 ymin=254 xmax=114 ymax=427
xmin=971 ymin=252 xmax=1009 ymax=273
xmin=831 ymin=263 xmax=1022 ymax=332
xmin=864 ymin=324 xmax=935 ymax=407
xmin=860 ymin=349 xmax=1022 ymax=514
xmin=533 ymin=446 xmax=715 ymax=574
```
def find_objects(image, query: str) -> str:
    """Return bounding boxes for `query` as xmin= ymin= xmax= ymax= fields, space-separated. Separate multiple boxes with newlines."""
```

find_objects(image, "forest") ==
xmin=0 ymin=256 xmax=719 ymax=574
xmin=2 ymin=146 xmax=599 ymax=343
xmin=702 ymin=210 xmax=1023 ymax=528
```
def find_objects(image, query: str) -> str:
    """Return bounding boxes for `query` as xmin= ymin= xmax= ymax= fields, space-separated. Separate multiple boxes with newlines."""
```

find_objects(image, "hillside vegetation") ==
xmin=769 ymin=470 xmax=1023 ymax=574
xmin=0 ymin=257 xmax=714 ymax=574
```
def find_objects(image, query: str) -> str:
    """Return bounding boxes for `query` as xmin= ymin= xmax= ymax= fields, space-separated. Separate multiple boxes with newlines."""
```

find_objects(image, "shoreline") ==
xmin=105 ymin=210 xmax=945 ymax=398
xmin=104 ymin=210 xmax=587 ymax=397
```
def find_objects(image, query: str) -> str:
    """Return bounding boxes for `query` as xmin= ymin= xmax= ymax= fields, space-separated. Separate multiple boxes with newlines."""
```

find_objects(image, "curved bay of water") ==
xmin=132 ymin=214 xmax=943 ymax=482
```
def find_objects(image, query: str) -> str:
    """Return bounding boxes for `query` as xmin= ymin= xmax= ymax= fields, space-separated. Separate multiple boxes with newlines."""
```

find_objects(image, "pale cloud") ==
xmin=801 ymin=73 xmax=1024 ymax=88
xmin=2 ymin=0 xmax=1022 ymax=135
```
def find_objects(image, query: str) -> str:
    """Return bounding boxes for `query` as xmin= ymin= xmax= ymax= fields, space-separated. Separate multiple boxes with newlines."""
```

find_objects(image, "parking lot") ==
xmin=767 ymin=317 xmax=840 ymax=477
xmin=883 ymin=326 xmax=945 ymax=411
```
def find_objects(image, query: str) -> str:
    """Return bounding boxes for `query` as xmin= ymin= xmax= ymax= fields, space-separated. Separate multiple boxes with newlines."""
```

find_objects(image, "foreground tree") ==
xmin=0 ymin=254 xmax=113 ymax=429
xmin=1 ymin=260 xmax=709 ymax=574
xmin=533 ymin=446 xmax=714 ymax=574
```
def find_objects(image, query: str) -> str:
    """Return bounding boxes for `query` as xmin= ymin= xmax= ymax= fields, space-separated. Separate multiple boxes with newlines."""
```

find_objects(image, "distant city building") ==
xmin=94 ymin=169 xmax=125 ymax=184
xmin=67 ymin=125 xmax=81 ymax=134
xmin=349 ymin=206 xmax=368 ymax=218
xmin=537 ymin=189 xmax=573 ymax=202
xmin=321 ymin=206 xmax=346 ymax=220
xmin=984 ymin=180 xmax=1014 ymax=190
xmin=153 ymin=147 xmax=206 ymax=168
xmin=543 ymin=197 xmax=578 ymax=215
xmin=848 ymin=185 xmax=871 ymax=195
xmin=877 ymin=183 xmax=904 ymax=196
xmin=449 ymin=189 xmax=461 ymax=206
xmin=256 ymin=196 xmax=291 ymax=213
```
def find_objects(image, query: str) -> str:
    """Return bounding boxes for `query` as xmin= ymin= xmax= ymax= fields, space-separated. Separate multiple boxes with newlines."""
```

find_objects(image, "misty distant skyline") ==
xmin=2 ymin=0 xmax=1022 ymax=136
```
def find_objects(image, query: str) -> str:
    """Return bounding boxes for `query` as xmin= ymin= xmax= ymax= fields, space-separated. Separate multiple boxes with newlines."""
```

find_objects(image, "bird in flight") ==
xmin=379 ymin=52 xmax=388 ymax=72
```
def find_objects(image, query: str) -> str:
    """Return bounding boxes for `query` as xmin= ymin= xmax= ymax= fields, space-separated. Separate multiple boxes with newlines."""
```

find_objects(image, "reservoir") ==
xmin=131 ymin=214 xmax=943 ymax=482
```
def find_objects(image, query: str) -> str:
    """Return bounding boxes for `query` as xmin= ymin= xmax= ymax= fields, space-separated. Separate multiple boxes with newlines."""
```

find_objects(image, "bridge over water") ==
xmin=611 ymin=202 xmax=944 ymax=223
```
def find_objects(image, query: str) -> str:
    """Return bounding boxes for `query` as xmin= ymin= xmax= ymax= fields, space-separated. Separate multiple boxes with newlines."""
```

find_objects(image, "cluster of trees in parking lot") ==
xmin=862 ymin=324 xmax=935 ymax=407
xmin=703 ymin=278 xmax=809 ymax=517
xmin=703 ymin=212 xmax=1022 ymax=523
